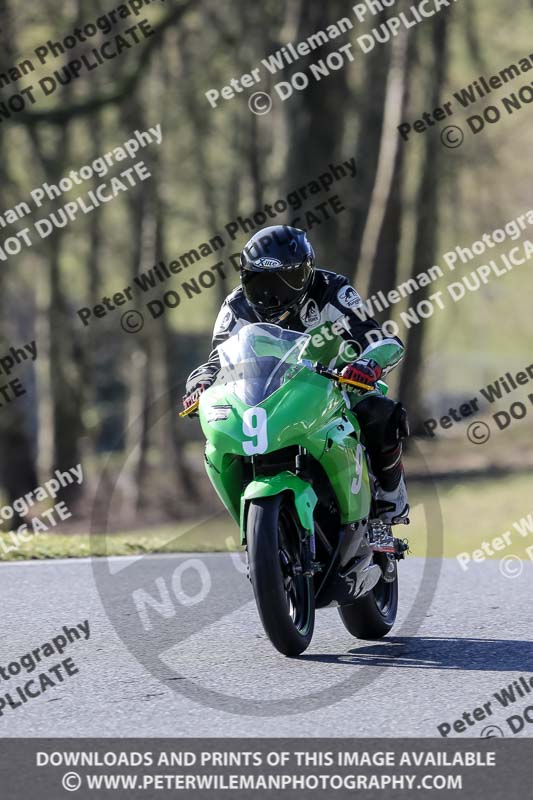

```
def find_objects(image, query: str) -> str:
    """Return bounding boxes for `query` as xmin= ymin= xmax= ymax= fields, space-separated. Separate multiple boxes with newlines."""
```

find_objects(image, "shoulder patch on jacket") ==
xmin=300 ymin=298 xmax=321 ymax=327
xmin=214 ymin=305 xmax=233 ymax=336
xmin=337 ymin=284 xmax=363 ymax=309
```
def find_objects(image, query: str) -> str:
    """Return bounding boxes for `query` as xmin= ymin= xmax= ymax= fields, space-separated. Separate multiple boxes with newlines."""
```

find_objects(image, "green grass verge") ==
xmin=0 ymin=522 xmax=236 ymax=561
xmin=411 ymin=471 xmax=533 ymax=564
xmin=0 ymin=473 xmax=531 ymax=562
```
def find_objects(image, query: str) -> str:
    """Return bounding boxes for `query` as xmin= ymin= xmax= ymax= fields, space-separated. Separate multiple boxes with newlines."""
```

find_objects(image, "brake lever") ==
xmin=315 ymin=362 xmax=338 ymax=380
xmin=316 ymin=363 xmax=373 ymax=392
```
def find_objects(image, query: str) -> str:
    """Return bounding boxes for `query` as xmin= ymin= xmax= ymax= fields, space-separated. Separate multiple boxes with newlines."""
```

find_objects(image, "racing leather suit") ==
xmin=186 ymin=269 xmax=408 ymax=496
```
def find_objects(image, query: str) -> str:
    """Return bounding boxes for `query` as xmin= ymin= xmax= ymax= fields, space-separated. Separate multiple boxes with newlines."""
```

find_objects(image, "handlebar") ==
xmin=179 ymin=360 xmax=376 ymax=419
xmin=302 ymin=361 xmax=375 ymax=393
xmin=179 ymin=401 xmax=200 ymax=418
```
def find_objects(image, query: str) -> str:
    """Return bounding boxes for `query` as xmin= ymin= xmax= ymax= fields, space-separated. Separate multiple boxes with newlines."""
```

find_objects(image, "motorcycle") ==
xmin=181 ymin=322 xmax=408 ymax=657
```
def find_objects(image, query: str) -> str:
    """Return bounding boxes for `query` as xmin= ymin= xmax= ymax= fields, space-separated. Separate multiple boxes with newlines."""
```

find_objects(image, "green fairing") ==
xmin=300 ymin=321 xmax=404 ymax=373
xmin=200 ymin=361 xmax=373 ymax=539
xmin=241 ymin=473 xmax=318 ymax=542
xmin=362 ymin=341 xmax=404 ymax=370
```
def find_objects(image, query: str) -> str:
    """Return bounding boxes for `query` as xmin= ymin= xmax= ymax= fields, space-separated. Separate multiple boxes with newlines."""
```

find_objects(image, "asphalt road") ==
xmin=0 ymin=553 xmax=531 ymax=737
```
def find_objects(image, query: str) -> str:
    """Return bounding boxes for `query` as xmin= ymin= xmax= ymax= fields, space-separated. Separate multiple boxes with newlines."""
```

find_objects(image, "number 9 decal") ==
xmin=351 ymin=443 xmax=364 ymax=495
xmin=242 ymin=407 xmax=268 ymax=455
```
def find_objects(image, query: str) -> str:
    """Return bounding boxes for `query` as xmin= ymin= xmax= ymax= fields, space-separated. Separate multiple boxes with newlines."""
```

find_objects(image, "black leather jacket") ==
xmin=186 ymin=269 xmax=404 ymax=393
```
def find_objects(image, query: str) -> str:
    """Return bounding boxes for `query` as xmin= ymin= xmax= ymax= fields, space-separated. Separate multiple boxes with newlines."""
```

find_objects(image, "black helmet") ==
xmin=240 ymin=226 xmax=315 ymax=322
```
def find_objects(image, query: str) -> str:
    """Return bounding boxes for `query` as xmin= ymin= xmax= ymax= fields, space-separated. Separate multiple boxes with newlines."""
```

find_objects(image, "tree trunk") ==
xmin=0 ymin=2 xmax=39 ymax=513
xmin=283 ymin=2 xmax=351 ymax=262
xmin=348 ymin=13 xmax=391 ymax=282
xmin=177 ymin=24 xmax=228 ymax=305
xmin=362 ymin=26 xmax=413 ymax=304
xmin=398 ymin=15 xmax=450 ymax=432
xmin=26 ymin=119 xmax=85 ymax=506
xmin=48 ymin=222 xmax=85 ymax=501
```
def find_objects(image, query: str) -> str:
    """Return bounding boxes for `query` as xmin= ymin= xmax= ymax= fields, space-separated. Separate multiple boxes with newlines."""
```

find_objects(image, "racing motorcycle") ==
xmin=181 ymin=323 xmax=408 ymax=657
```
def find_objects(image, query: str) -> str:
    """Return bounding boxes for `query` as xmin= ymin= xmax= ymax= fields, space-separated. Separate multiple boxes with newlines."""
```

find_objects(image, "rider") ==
xmin=183 ymin=225 xmax=409 ymax=524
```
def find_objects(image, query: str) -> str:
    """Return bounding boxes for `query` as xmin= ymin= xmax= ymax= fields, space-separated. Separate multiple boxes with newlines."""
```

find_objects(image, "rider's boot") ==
xmin=374 ymin=463 xmax=410 ymax=525
xmin=355 ymin=396 xmax=410 ymax=525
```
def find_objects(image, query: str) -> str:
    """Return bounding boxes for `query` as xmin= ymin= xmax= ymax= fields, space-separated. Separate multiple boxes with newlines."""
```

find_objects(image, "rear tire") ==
xmin=338 ymin=569 xmax=398 ymax=639
xmin=247 ymin=495 xmax=315 ymax=657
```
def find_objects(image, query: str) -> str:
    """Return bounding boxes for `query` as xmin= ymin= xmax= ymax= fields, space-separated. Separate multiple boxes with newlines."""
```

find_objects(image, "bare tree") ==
xmin=0 ymin=1 xmax=39 ymax=509
xmin=398 ymin=14 xmax=451 ymax=431
xmin=360 ymin=23 xmax=414 ymax=302
xmin=347 ymin=12 xmax=391 ymax=281
xmin=283 ymin=2 xmax=351 ymax=261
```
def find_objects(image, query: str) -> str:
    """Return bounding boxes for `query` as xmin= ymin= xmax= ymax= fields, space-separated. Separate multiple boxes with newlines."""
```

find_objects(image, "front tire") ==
xmin=338 ymin=569 xmax=398 ymax=639
xmin=247 ymin=495 xmax=315 ymax=657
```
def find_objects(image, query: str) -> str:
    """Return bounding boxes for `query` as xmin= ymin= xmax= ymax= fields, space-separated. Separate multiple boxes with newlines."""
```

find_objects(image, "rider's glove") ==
xmin=340 ymin=358 xmax=382 ymax=389
xmin=182 ymin=383 xmax=208 ymax=416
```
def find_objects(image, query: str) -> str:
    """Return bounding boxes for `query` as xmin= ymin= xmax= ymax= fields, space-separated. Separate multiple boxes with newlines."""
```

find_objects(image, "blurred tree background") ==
xmin=0 ymin=0 xmax=531 ymax=536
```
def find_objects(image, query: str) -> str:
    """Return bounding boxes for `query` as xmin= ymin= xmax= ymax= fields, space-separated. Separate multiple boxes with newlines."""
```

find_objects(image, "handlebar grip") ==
xmin=337 ymin=377 xmax=374 ymax=392
xmin=179 ymin=399 xmax=200 ymax=418
xmin=314 ymin=363 xmax=374 ymax=392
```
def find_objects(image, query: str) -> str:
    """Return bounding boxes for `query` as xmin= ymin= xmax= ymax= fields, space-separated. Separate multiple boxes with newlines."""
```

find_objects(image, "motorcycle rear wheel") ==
xmin=247 ymin=495 xmax=315 ymax=657
xmin=338 ymin=568 xmax=398 ymax=639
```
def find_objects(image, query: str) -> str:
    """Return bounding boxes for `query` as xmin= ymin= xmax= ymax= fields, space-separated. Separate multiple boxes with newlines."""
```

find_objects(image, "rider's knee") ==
xmin=356 ymin=396 xmax=409 ymax=451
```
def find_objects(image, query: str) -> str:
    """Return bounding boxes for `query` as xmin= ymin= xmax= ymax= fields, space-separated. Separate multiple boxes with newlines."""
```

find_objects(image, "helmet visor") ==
xmin=242 ymin=264 xmax=312 ymax=312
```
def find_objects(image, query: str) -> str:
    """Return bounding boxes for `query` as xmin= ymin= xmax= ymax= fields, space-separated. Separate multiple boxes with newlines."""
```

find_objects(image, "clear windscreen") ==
xmin=215 ymin=323 xmax=311 ymax=406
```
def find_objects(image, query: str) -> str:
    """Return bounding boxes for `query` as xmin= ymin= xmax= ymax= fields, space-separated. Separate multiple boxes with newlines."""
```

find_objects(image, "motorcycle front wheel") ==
xmin=247 ymin=494 xmax=315 ymax=657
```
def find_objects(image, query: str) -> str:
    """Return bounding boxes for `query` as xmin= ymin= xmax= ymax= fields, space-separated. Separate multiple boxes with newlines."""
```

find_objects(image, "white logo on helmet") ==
xmin=254 ymin=258 xmax=283 ymax=268
xmin=337 ymin=285 xmax=362 ymax=309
